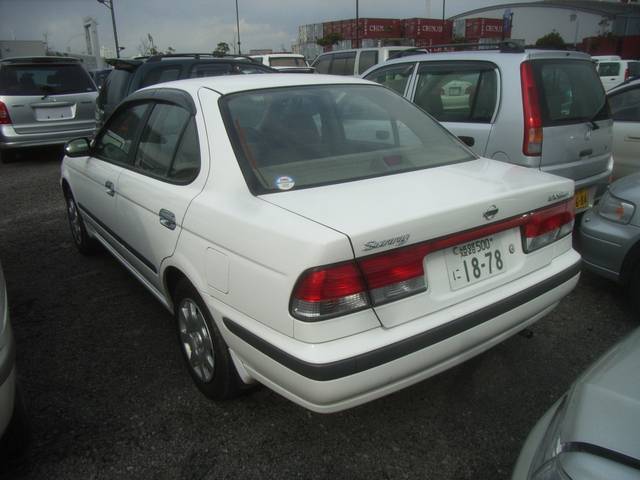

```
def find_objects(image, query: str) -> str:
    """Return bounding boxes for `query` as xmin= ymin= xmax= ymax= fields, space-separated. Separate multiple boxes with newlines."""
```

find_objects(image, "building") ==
xmin=0 ymin=40 xmax=46 ymax=59
xmin=450 ymin=0 xmax=640 ymax=47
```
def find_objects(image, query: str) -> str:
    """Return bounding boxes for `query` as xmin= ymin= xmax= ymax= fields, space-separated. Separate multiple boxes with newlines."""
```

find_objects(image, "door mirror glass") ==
xmin=64 ymin=138 xmax=90 ymax=157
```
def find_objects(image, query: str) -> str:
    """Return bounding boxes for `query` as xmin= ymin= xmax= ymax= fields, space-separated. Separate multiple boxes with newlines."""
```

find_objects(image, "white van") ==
xmin=593 ymin=55 xmax=640 ymax=91
xmin=250 ymin=54 xmax=313 ymax=73
xmin=311 ymin=47 xmax=414 ymax=76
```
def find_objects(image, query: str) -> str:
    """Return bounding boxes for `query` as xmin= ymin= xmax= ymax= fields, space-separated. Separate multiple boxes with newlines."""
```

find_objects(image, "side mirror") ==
xmin=64 ymin=138 xmax=90 ymax=157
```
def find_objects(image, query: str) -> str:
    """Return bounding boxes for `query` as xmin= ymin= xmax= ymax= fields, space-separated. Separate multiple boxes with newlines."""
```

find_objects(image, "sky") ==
xmin=0 ymin=0 xmax=517 ymax=55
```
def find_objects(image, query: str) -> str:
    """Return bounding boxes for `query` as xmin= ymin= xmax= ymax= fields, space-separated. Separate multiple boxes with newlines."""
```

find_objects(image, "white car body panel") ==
xmin=612 ymin=120 xmax=640 ymax=179
xmin=61 ymin=74 xmax=582 ymax=412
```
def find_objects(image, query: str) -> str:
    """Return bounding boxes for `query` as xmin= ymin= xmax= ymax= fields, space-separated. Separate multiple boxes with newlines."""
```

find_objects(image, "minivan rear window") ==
xmin=0 ymin=63 xmax=96 ymax=95
xmin=270 ymin=57 xmax=306 ymax=67
xmin=598 ymin=62 xmax=620 ymax=77
xmin=221 ymin=84 xmax=475 ymax=194
xmin=531 ymin=60 xmax=609 ymax=126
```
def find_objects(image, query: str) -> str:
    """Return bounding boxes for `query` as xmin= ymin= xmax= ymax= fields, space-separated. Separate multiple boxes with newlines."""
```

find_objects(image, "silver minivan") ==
xmin=311 ymin=47 xmax=413 ymax=77
xmin=363 ymin=49 xmax=613 ymax=212
xmin=0 ymin=56 xmax=97 ymax=162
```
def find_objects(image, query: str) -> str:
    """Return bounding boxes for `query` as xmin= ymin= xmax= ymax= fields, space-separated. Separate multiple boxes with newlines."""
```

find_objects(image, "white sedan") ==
xmin=61 ymin=74 xmax=581 ymax=413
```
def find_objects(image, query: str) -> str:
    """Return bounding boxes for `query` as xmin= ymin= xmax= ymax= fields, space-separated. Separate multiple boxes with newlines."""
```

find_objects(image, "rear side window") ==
xmin=136 ymin=103 xmax=191 ymax=178
xmin=313 ymin=55 xmax=331 ymax=74
xmin=609 ymin=86 xmax=640 ymax=122
xmin=139 ymin=66 xmax=181 ymax=88
xmin=630 ymin=62 xmax=640 ymax=78
xmin=330 ymin=53 xmax=356 ymax=76
xmin=531 ymin=60 xmax=608 ymax=126
xmin=598 ymin=62 xmax=620 ymax=77
xmin=364 ymin=63 xmax=414 ymax=95
xmin=413 ymin=62 xmax=498 ymax=123
xmin=170 ymin=118 xmax=201 ymax=182
xmin=358 ymin=50 xmax=379 ymax=74
xmin=98 ymin=69 xmax=131 ymax=106
xmin=270 ymin=57 xmax=306 ymax=67
xmin=252 ymin=57 xmax=263 ymax=64
xmin=0 ymin=63 xmax=96 ymax=95
xmin=189 ymin=63 xmax=232 ymax=78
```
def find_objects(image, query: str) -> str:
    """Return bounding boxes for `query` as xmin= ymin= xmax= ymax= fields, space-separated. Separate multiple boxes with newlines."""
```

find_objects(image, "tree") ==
xmin=535 ymin=31 xmax=566 ymax=49
xmin=214 ymin=42 xmax=230 ymax=55
xmin=138 ymin=33 xmax=159 ymax=56
xmin=316 ymin=32 xmax=344 ymax=47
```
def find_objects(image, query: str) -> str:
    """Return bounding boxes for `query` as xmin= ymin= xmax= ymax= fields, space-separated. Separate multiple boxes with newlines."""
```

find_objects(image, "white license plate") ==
xmin=445 ymin=235 xmax=508 ymax=290
xmin=35 ymin=106 xmax=73 ymax=121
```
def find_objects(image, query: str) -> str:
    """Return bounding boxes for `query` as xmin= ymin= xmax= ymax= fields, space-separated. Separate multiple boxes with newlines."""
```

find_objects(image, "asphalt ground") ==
xmin=0 ymin=148 xmax=637 ymax=480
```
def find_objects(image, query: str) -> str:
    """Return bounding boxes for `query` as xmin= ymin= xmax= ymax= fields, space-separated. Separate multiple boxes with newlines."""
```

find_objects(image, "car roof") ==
xmin=366 ymin=49 xmax=591 ymax=70
xmin=145 ymin=73 xmax=373 ymax=96
xmin=254 ymin=53 xmax=304 ymax=58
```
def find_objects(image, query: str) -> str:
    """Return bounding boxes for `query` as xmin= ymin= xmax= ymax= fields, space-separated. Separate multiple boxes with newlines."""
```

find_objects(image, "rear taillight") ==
xmin=522 ymin=200 xmax=575 ymax=252
xmin=624 ymin=67 xmax=630 ymax=81
xmin=0 ymin=101 xmax=11 ymax=125
xmin=291 ymin=199 xmax=575 ymax=321
xmin=290 ymin=262 xmax=369 ymax=320
xmin=521 ymin=61 xmax=542 ymax=156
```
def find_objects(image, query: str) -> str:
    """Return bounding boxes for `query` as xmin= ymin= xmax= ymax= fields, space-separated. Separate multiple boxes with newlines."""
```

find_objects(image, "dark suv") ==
xmin=96 ymin=53 xmax=275 ymax=128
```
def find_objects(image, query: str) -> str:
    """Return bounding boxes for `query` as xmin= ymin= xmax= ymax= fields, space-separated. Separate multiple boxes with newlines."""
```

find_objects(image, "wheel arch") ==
xmin=620 ymin=236 xmax=640 ymax=285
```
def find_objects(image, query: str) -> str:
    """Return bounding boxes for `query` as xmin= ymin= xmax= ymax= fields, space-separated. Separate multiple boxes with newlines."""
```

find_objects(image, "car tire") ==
xmin=0 ymin=384 xmax=30 ymax=464
xmin=63 ymin=190 xmax=97 ymax=255
xmin=174 ymin=279 xmax=244 ymax=400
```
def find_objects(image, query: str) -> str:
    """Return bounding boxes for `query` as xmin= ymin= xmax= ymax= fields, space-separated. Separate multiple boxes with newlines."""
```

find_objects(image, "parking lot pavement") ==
xmin=0 ymin=149 xmax=637 ymax=480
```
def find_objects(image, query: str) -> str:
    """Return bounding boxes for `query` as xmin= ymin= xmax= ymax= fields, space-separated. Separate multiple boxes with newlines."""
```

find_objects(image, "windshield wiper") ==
xmin=40 ymin=85 xmax=55 ymax=100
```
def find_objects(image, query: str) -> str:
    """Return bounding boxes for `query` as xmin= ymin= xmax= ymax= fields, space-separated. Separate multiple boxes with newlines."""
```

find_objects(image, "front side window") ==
xmin=597 ymin=62 xmax=620 ymax=77
xmin=364 ymin=63 xmax=414 ymax=95
xmin=136 ymin=103 xmax=190 ymax=178
xmin=221 ymin=84 xmax=475 ymax=194
xmin=532 ymin=60 xmax=608 ymax=125
xmin=414 ymin=63 xmax=497 ymax=123
xmin=609 ymin=87 xmax=640 ymax=122
xmin=0 ymin=63 xmax=96 ymax=95
xmin=94 ymin=103 xmax=149 ymax=165
xmin=358 ymin=51 xmax=379 ymax=75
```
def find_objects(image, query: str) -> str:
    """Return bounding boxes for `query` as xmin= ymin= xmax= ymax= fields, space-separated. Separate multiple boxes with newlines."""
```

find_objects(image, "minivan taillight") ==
xmin=522 ymin=200 xmax=575 ymax=252
xmin=624 ymin=67 xmax=630 ymax=81
xmin=0 ymin=101 xmax=11 ymax=125
xmin=521 ymin=62 xmax=542 ymax=156
xmin=291 ymin=199 xmax=575 ymax=321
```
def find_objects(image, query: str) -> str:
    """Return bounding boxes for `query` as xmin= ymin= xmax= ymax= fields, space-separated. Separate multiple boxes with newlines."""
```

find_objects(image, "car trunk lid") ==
xmin=264 ymin=158 xmax=574 ymax=328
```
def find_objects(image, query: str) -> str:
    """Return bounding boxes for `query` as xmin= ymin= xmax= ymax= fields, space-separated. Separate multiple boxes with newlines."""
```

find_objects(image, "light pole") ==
xmin=355 ymin=0 xmax=359 ymax=49
xmin=97 ymin=0 xmax=121 ymax=58
xmin=235 ymin=0 xmax=241 ymax=55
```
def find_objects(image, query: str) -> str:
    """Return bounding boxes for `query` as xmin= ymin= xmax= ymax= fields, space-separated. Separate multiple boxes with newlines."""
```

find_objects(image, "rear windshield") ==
xmin=630 ymin=62 xmax=640 ymax=78
xmin=531 ymin=60 xmax=609 ymax=126
xmin=0 ymin=63 xmax=96 ymax=95
xmin=269 ymin=57 xmax=306 ymax=67
xmin=221 ymin=84 xmax=475 ymax=194
xmin=597 ymin=62 xmax=620 ymax=77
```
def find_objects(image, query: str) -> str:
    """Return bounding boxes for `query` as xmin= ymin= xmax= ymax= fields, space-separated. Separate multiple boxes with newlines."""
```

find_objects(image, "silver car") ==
xmin=512 ymin=327 xmax=640 ymax=479
xmin=0 ymin=259 xmax=27 ymax=459
xmin=0 ymin=56 xmax=97 ymax=162
xmin=362 ymin=48 xmax=613 ymax=213
xmin=580 ymin=173 xmax=640 ymax=310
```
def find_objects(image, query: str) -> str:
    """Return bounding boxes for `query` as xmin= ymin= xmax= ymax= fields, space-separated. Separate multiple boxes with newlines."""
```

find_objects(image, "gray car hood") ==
xmin=560 ymin=327 xmax=640 ymax=463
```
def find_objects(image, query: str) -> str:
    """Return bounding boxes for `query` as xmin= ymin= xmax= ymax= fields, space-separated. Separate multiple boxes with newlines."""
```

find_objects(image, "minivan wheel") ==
xmin=174 ymin=280 xmax=242 ymax=400
xmin=0 ymin=384 xmax=30 ymax=464
xmin=64 ymin=191 xmax=96 ymax=255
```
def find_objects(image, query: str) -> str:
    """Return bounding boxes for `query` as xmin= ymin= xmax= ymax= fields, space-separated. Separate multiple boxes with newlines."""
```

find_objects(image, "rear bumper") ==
xmin=0 ymin=124 xmax=96 ymax=150
xmin=217 ymin=250 xmax=581 ymax=413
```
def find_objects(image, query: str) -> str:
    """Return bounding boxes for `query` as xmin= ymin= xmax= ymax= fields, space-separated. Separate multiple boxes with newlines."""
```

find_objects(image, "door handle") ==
xmin=159 ymin=209 xmax=176 ymax=230
xmin=105 ymin=180 xmax=115 ymax=196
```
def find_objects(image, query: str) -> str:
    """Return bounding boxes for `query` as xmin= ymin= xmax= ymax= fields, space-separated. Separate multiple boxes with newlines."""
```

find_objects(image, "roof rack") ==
xmin=146 ymin=52 xmax=260 ymax=63
xmin=0 ymin=56 xmax=82 ymax=64
xmin=425 ymin=41 xmax=526 ymax=54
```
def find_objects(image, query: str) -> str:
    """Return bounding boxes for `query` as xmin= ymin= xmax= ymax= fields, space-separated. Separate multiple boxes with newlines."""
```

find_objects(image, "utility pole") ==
xmin=442 ymin=0 xmax=446 ymax=23
xmin=355 ymin=0 xmax=359 ymax=49
xmin=235 ymin=0 xmax=241 ymax=55
xmin=97 ymin=0 xmax=121 ymax=58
